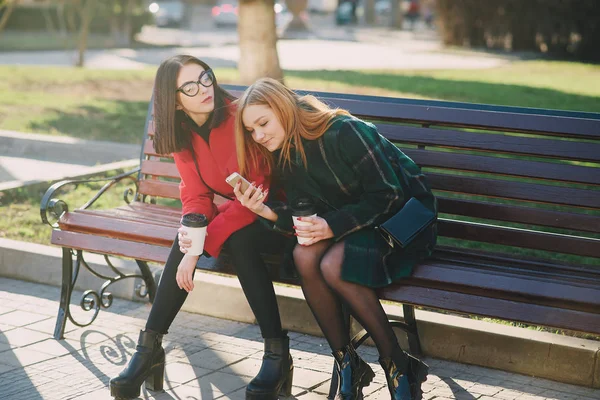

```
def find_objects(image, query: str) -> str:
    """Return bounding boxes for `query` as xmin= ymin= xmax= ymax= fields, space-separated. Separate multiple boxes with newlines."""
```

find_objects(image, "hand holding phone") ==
xmin=226 ymin=172 xmax=264 ymax=200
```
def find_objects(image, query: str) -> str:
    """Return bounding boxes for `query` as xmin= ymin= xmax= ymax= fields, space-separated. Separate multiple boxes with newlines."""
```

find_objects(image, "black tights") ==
xmin=293 ymin=240 xmax=407 ymax=364
xmin=146 ymin=222 xmax=284 ymax=339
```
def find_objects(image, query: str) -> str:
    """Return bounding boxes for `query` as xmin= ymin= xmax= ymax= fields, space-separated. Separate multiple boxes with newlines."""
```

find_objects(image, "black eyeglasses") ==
xmin=176 ymin=69 xmax=215 ymax=97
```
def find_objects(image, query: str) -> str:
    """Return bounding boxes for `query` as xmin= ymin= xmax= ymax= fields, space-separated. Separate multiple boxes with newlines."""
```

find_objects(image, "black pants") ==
xmin=146 ymin=222 xmax=287 ymax=338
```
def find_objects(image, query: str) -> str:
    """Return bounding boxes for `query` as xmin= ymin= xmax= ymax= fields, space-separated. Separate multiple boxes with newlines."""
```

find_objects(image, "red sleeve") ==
xmin=173 ymin=149 xmax=218 ymax=221
xmin=202 ymin=159 xmax=271 ymax=257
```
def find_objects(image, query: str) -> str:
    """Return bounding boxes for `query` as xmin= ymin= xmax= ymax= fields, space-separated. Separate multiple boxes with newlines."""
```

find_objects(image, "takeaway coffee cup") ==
xmin=291 ymin=198 xmax=317 ymax=245
xmin=180 ymin=213 xmax=208 ymax=256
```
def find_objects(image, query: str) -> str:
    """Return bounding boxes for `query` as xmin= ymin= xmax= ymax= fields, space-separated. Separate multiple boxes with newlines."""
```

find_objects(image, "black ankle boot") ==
xmin=246 ymin=330 xmax=294 ymax=400
xmin=109 ymin=330 xmax=165 ymax=399
xmin=332 ymin=343 xmax=375 ymax=400
xmin=379 ymin=353 xmax=428 ymax=400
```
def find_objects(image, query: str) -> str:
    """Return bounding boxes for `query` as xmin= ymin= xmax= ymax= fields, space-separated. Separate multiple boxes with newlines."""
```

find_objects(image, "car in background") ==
xmin=149 ymin=0 xmax=185 ymax=27
xmin=212 ymin=0 xmax=287 ymax=27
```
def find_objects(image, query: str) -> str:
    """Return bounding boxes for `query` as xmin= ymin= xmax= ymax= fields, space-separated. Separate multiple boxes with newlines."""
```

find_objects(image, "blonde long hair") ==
xmin=235 ymin=78 xmax=350 ymax=176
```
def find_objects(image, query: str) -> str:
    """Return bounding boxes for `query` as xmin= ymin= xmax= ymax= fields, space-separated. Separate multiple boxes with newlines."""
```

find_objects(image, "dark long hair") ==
xmin=153 ymin=55 xmax=235 ymax=155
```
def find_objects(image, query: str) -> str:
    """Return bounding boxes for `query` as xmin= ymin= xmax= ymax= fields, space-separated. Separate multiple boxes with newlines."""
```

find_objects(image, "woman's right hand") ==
xmin=176 ymin=254 xmax=197 ymax=292
xmin=177 ymin=227 xmax=192 ymax=254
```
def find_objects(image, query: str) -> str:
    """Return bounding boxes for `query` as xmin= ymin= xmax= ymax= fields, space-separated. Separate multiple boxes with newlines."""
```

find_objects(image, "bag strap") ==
xmin=190 ymin=146 xmax=234 ymax=201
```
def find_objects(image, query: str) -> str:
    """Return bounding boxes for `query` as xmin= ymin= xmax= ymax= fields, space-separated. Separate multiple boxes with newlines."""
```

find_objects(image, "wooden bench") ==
xmin=41 ymin=85 xmax=600 ymax=361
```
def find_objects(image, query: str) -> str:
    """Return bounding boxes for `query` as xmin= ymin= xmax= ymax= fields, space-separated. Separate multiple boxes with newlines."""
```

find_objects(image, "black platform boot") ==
xmin=332 ymin=343 xmax=375 ymax=400
xmin=379 ymin=352 xmax=428 ymax=400
xmin=109 ymin=330 xmax=165 ymax=399
xmin=246 ymin=330 xmax=294 ymax=399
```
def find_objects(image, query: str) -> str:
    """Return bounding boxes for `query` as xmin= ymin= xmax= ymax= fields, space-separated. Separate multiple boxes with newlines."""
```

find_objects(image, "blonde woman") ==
xmin=233 ymin=78 xmax=436 ymax=400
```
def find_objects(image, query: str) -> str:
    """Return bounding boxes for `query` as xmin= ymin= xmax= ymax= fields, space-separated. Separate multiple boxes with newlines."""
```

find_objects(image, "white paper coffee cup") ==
xmin=180 ymin=213 xmax=208 ymax=256
xmin=292 ymin=213 xmax=317 ymax=245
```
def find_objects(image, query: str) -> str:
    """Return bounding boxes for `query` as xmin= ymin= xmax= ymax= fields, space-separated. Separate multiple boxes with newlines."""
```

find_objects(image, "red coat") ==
xmin=173 ymin=104 xmax=269 ymax=257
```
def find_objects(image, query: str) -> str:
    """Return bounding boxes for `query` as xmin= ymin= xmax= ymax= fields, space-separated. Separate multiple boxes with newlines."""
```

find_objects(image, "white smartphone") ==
xmin=226 ymin=172 xmax=264 ymax=200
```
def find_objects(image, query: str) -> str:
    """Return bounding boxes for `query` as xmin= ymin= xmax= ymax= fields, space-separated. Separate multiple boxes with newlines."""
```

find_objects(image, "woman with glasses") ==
xmin=109 ymin=55 xmax=294 ymax=400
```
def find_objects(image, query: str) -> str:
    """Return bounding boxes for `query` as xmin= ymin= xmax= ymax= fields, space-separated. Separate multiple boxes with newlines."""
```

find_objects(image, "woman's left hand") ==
xmin=294 ymin=215 xmax=334 ymax=246
xmin=233 ymin=180 xmax=267 ymax=214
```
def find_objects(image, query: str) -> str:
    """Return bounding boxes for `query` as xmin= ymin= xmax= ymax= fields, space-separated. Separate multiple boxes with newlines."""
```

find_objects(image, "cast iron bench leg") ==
xmin=403 ymin=304 xmax=423 ymax=356
xmin=135 ymin=260 xmax=157 ymax=303
xmin=54 ymin=247 xmax=74 ymax=340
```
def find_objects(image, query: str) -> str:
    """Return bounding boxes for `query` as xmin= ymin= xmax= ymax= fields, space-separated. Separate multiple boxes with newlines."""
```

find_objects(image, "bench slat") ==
xmin=404 ymin=149 xmax=600 ymax=186
xmin=227 ymin=86 xmax=600 ymax=139
xmin=125 ymin=202 xmax=182 ymax=217
xmin=379 ymin=124 xmax=600 ymax=163
xmin=438 ymin=198 xmax=600 ymax=234
xmin=138 ymin=180 xmax=180 ymax=199
xmin=51 ymin=230 xmax=170 ymax=264
xmin=410 ymin=262 xmax=600 ymax=308
xmin=429 ymin=173 xmax=600 ymax=209
xmin=438 ymin=219 xmax=600 ymax=258
xmin=377 ymin=285 xmax=600 ymax=335
xmin=78 ymin=208 xmax=180 ymax=227
xmin=143 ymin=139 xmax=171 ymax=158
xmin=321 ymin=97 xmax=600 ymax=139
xmin=59 ymin=212 xmax=176 ymax=246
xmin=141 ymin=160 xmax=180 ymax=179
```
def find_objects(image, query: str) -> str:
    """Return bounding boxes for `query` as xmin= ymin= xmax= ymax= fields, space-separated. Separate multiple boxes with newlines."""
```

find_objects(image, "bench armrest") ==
xmin=40 ymin=167 xmax=141 ymax=228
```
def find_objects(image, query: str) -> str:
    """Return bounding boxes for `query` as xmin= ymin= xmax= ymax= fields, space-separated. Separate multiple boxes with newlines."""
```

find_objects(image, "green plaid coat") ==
xmin=266 ymin=115 xmax=437 ymax=288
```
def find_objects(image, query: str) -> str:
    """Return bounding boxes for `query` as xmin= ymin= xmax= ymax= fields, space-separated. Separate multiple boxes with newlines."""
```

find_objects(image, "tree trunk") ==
xmin=56 ymin=1 xmax=68 ymax=37
xmin=364 ymin=0 xmax=375 ymax=25
xmin=76 ymin=0 xmax=95 ymax=67
xmin=390 ymin=0 xmax=403 ymax=29
xmin=122 ymin=0 xmax=133 ymax=46
xmin=238 ymin=0 xmax=283 ymax=84
xmin=42 ymin=3 xmax=57 ymax=33
xmin=0 ymin=0 xmax=19 ymax=34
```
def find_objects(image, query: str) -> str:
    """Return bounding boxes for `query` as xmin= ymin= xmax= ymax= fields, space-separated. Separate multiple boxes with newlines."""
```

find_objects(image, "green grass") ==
xmin=285 ymin=61 xmax=600 ymax=112
xmin=1 ymin=61 xmax=599 ymax=145
xmin=0 ymin=170 xmax=136 ymax=245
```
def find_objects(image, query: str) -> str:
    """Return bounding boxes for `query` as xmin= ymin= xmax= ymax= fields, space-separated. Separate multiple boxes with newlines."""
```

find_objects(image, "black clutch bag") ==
xmin=378 ymin=197 xmax=437 ymax=249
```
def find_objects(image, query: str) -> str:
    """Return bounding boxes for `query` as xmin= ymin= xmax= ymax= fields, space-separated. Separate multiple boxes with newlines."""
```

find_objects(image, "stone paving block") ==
xmin=291 ymin=366 xmax=333 ymax=389
xmin=0 ymin=322 xmax=17 ymax=332
xmin=187 ymin=348 xmax=247 ymax=370
xmin=539 ymin=389 xmax=581 ymax=400
xmin=296 ymin=391 xmax=327 ymax=399
xmin=164 ymin=361 xmax=212 ymax=384
xmin=469 ymin=382 xmax=503 ymax=397
xmin=184 ymin=371 xmax=249 ymax=395
xmin=1 ymin=347 xmax=57 ymax=367
xmin=218 ymin=357 xmax=262 ymax=378
xmin=0 ymin=305 xmax=13 ymax=315
xmin=0 ymin=310 xmax=50 ymax=326
xmin=514 ymin=394 xmax=547 ymax=400
xmin=207 ymin=340 xmax=261 ymax=357
xmin=0 ymin=327 xmax=52 ymax=347
xmin=218 ymin=387 xmax=246 ymax=399
xmin=494 ymin=388 xmax=527 ymax=400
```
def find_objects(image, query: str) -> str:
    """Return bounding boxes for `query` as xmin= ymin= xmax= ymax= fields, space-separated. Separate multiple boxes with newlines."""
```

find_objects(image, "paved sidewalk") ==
xmin=0 ymin=277 xmax=598 ymax=400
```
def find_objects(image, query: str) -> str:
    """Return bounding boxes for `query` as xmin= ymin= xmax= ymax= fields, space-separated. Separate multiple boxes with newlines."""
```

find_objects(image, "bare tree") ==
xmin=238 ymin=0 xmax=283 ymax=84
xmin=390 ymin=0 xmax=404 ymax=29
xmin=75 ymin=0 xmax=95 ymax=67
xmin=364 ymin=0 xmax=376 ymax=25
xmin=0 ymin=0 xmax=19 ymax=34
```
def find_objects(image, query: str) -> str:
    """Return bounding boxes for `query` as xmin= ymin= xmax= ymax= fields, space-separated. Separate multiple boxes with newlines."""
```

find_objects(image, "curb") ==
xmin=0 ymin=237 xmax=598 ymax=388
xmin=0 ymin=129 xmax=141 ymax=191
